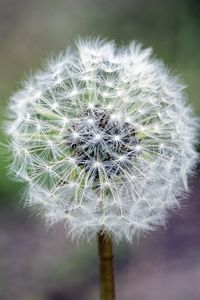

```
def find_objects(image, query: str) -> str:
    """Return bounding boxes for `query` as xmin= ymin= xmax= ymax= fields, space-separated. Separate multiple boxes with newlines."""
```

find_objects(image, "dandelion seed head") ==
xmin=5 ymin=38 xmax=199 ymax=241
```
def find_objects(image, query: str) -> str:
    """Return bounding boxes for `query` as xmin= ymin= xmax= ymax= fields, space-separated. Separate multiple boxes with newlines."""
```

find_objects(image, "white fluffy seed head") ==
xmin=5 ymin=38 xmax=199 ymax=242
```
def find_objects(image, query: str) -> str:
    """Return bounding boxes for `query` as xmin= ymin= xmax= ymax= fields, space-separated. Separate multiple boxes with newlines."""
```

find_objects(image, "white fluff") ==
xmin=6 ymin=39 xmax=199 ymax=241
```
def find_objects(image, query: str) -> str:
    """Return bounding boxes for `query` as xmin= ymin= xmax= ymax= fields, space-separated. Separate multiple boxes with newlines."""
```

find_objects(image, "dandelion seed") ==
xmin=135 ymin=145 xmax=142 ymax=152
xmin=87 ymin=118 xmax=94 ymax=125
xmin=72 ymin=131 xmax=79 ymax=139
xmin=117 ymin=155 xmax=126 ymax=162
xmin=93 ymin=134 xmax=102 ymax=141
xmin=110 ymin=113 xmax=121 ymax=121
xmin=68 ymin=157 xmax=77 ymax=165
xmin=51 ymin=102 xmax=58 ymax=110
xmin=62 ymin=117 xmax=69 ymax=124
xmin=93 ymin=161 xmax=102 ymax=168
xmin=113 ymin=135 xmax=121 ymax=142
xmin=70 ymin=89 xmax=78 ymax=97
xmin=106 ymin=104 xmax=113 ymax=110
xmin=88 ymin=102 xmax=95 ymax=109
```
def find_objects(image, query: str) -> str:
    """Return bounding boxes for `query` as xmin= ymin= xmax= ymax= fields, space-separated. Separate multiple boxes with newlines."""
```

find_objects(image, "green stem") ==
xmin=98 ymin=231 xmax=115 ymax=300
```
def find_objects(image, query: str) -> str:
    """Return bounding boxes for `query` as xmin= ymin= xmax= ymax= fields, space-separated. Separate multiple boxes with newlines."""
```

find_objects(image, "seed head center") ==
xmin=65 ymin=107 xmax=141 ymax=176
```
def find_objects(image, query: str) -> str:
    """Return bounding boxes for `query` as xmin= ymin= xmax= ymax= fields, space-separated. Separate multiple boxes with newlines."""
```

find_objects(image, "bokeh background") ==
xmin=0 ymin=0 xmax=200 ymax=299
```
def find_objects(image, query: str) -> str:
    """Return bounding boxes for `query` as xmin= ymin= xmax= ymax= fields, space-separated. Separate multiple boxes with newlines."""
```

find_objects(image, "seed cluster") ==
xmin=65 ymin=106 xmax=140 ymax=178
xmin=6 ymin=39 xmax=198 ymax=241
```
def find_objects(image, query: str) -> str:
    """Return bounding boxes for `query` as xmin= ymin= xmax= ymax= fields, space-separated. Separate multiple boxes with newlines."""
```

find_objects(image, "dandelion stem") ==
xmin=98 ymin=231 xmax=115 ymax=300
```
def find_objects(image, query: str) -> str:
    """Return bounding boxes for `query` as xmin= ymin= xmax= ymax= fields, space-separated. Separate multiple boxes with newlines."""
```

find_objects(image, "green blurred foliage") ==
xmin=0 ymin=0 xmax=199 ymax=204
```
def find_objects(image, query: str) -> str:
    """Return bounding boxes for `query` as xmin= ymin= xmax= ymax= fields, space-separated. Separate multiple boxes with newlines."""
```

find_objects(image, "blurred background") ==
xmin=0 ymin=0 xmax=200 ymax=299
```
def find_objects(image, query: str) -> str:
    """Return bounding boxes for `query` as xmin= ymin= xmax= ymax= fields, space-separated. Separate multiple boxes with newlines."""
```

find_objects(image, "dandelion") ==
xmin=5 ymin=39 xmax=198 ymax=300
